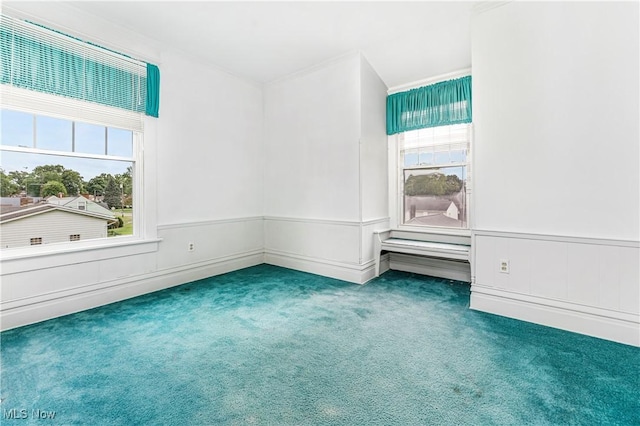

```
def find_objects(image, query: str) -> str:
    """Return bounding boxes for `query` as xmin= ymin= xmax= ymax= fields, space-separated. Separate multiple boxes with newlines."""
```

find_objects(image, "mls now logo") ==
xmin=3 ymin=408 xmax=56 ymax=420
xmin=32 ymin=409 xmax=57 ymax=419
xmin=3 ymin=409 xmax=28 ymax=419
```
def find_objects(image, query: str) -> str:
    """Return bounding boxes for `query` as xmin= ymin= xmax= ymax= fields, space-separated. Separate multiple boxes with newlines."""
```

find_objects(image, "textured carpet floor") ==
xmin=1 ymin=264 xmax=638 ymax=425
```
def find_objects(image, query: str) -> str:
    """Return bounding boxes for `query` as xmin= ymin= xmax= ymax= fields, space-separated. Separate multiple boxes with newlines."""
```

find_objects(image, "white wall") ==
xmin=264 ymin=54 xmax=361 ymax=221
xmin=359 ymin=55 xmax=391 ymax=266
xmin=156 ymin=50 xmax=264 ymax=224
xmin=360 ymin=55 xmax=389 ymax=224
xmin=0 ymin=4 xmax=265 ymax=330
xmin=473 ymin=1 xmax=639 ymax=240
xmin=263 ymin=53 xmax=388 ymax=283
xmin=154 ymin=48 xmax=265 ymax=272
xmin=471 ymin=2 xmax=640 ymax=345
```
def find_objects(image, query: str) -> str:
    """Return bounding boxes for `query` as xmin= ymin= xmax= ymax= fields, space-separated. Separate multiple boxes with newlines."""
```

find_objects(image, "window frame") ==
xmin=389 ymin=132 xmax=473 ymax=236
xmin=397 ymin=124 xmax=472 ymax=232
xmin=0 ymin=11 xmax=159 ymax=274
xmin=387 ymin=71 xmax=474 ymax=237
xmin=0 ymin=103 xmax=146 ymax=253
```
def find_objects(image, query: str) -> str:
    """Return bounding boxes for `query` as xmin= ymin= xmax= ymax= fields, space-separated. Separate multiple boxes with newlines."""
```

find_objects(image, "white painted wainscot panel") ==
xmin=471 ymin=231 xmax=640 ymax=346
xmin=265 ymin=216 xmax=389 ymax=284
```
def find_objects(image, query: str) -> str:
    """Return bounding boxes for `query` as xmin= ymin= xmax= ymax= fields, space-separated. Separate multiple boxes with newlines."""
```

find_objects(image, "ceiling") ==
xmin=11 ymin=1 xmax=474 ymax=88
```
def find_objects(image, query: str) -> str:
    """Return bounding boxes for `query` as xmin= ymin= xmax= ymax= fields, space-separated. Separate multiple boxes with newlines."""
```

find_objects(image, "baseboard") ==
xmin=373 ymin=253 xmax=391 ymax=278
xmin=1 ymin=251 xmax=264 ymax=331
xmin=470 ymin=285 xmax=640 ymax=347
xmin=264 ymin=249 xmax=375 ymax=284
xmin=389 ymin=253 xmax=471 ymax=282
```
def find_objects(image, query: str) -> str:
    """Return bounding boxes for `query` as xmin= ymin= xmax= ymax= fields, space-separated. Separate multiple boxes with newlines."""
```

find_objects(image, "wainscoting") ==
xmin=4 ymin=221 xmax=637 ymax=347
xmin=389 ymin=253 xmax=471 ymax=283
xmin=0 ymin=217 xmax=265 ymax=331
xmin=264 ymin=216 xmax=389 ymax=284
xmin=471 ymin=230 xmax=640 ymax=346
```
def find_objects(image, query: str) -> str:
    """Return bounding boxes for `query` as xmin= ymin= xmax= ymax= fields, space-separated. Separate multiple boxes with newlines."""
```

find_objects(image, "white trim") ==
xmin=1 ymin=91 xmax=150 ymax=255
xmin=389 ymin=123 xmax=473 ymax=233
xmin=265 ymin=247 xmax=364 ymax=269
xmin=2 ymin=216 xmax=388 ymax=269
xmin=265 ymin=248 xmax=375 ymax=284
xmin=473 ymin=285 xmax=638 ymax=323
xmin=0 ymin=145 xmax=133 ymax=163
xmin=388 ymin=136 xmax=399 ymax=228
xmin=396 ymin=224 xmax=472 ymax=237
xmin=374 ymin=253 xmax=391 ymax=277
xmin=470 ymin=286 xmax=640 ymax=347
xmin=158 ymin=216 xmax=264 ymax=230
xmin=2 ymin=249 xmax=263 ymax=309
xmin=362 ymin=217 xmax=390 ymax=226
xmin=265 ymin=50 xmax=360 ymax=87
xmin=472 ymin=1 xmax=513 ymax=16
xmin=0 ymin=238 xmax=161 ymax=274
xmin=472 ymin=229 xmax=639 ymax=248
xmin=387 ymin=68 xmax=472 ymax=95
xmin=264 ymin=215 xmax=365 ymax=228
xmin=1 ymin=250 xmax=264 ymax=331
xmin=390 ymin=253 xmax=471 ymax=282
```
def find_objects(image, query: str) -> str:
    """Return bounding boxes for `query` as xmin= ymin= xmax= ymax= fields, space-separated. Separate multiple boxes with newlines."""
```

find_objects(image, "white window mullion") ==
xmin=0 ymin=145 xmax=134 ymax=163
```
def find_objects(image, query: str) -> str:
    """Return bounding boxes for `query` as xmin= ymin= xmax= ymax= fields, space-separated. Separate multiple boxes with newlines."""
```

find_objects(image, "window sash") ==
xmin=0 ymin=109 xmax=142 ymax=247
xmin=396 ymin=123 xmax=472 ymax=230
xmin=401 ymin=165 xmax=470 ymax=229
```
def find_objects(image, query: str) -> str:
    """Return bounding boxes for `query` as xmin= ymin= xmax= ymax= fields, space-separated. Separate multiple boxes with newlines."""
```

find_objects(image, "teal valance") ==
xmin=145 ymin=64 xmax=160 ymax=118
xmin=1 ymin=14 xmax=159 ymax=118
xmin=386 ymin=75 xmax=472 ymax=135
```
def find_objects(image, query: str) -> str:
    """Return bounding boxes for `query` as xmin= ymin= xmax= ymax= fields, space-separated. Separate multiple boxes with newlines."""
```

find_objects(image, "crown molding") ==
xmin=387 ymin=68 xmax=472 ymax=95
xmin=472 ymin=1 xmax=513 ymax=16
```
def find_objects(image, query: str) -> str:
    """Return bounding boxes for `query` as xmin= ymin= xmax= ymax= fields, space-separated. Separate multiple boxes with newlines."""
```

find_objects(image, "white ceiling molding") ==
xmin=5 ymin=1 xmax=474 ymax=88
xmin=3 ymin=2 xmax=163 ymax=64
xmin=472 ymin=1 xmax=513 ymax=16
xmin=387 ymin=68 xmax=472 ymax=95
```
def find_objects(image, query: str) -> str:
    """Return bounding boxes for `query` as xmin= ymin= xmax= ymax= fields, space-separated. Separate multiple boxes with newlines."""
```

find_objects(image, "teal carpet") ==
xmin=1 ymin=265 xmax=638 ymax=425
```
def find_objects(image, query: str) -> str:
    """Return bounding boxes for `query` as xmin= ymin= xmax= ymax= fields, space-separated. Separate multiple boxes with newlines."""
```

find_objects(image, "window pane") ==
xmin=1 ymin=110 xmax=33 ymax=147
xmin=75 ymin=122 xmax=106 ymax=155
xmin=403 ymin=150 xmax=419 ymax=167
xmin=107 ymin=127 xmax=133 ymax=157
xmin=0 ymin=151 xmax=134 ymax=248
xmin=434 ymin=151 xmax=450 ymax=164
xmin=418 ymin=151 xmax=433 ymax=166
xmin=36 ymin=116 xmax=72 ymax=152
xmin=450 ymin=149 xmax=466 ymax=163
xmin=403 ymin=166 xmax=467 ymax=228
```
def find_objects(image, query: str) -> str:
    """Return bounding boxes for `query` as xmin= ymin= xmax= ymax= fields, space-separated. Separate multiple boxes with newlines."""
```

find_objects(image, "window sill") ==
xmin=395 ymin=224 xmax=471 ymax=237
xmin=0 ymin=237 xmax=162 ymax=275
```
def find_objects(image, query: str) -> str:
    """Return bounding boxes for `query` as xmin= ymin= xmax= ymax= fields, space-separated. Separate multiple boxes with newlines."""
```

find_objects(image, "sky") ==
xmin=1 ymin=109 xmax=133 ymax=180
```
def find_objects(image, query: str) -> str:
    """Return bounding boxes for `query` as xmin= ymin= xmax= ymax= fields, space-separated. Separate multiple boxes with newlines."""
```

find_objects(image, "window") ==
xmin=397 ymin=123 xmax=471 ymax=229
xmin=387 ymin=73 xmax=472 ymax=232
xmin=30 ymin=237 xmax=42 ymax=245
xmin=1 ymin=109 xmax=138 ymax=248
xmin=0 ymin=13 xmax=156 ymax=252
